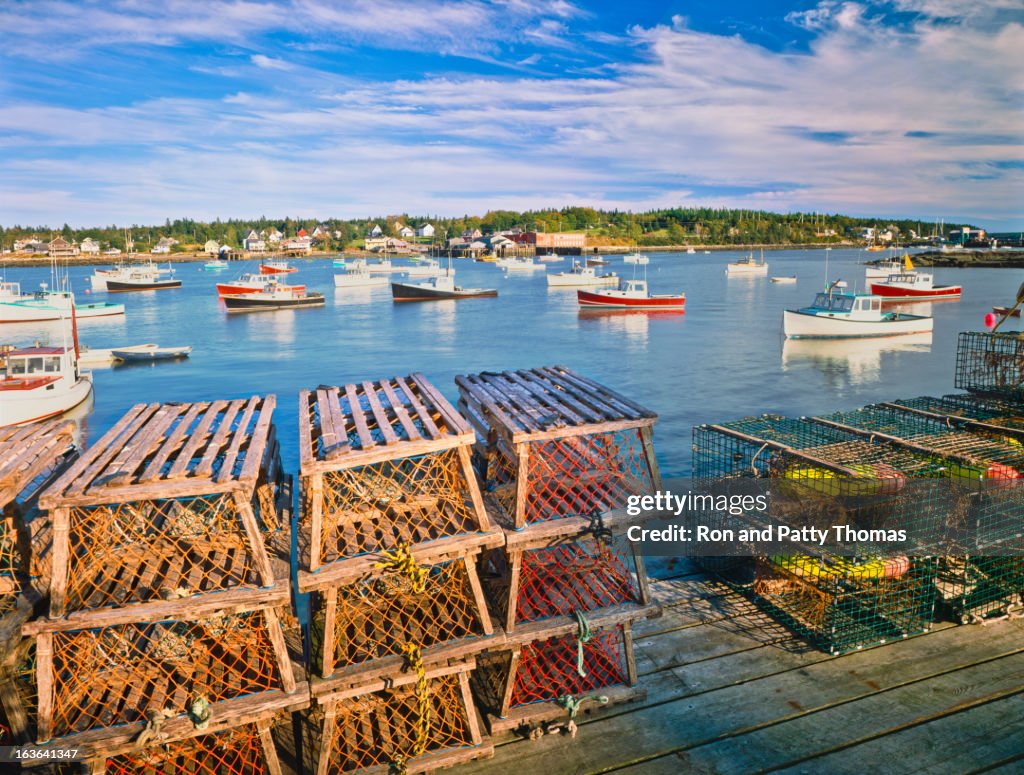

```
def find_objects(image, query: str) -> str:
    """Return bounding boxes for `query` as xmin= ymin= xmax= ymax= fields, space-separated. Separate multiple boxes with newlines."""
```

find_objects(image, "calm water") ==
xmin=4 ymin=250 xmax=1021 ymax=476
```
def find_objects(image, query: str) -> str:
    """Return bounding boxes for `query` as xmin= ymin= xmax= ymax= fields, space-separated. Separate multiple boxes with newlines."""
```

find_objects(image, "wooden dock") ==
xmin=448 ymin=561 xmax=1024 ymax=775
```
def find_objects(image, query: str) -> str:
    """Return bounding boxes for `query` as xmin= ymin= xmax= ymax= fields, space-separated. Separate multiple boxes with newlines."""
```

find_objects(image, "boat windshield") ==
xmin=8 ymin=356 xmax=61 ymax=375
xmin=810 ymin=293 xmax=855 ymax=312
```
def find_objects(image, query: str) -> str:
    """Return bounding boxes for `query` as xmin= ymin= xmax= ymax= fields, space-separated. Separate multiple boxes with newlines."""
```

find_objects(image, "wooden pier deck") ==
xmin=450 ymin=562 xmax=1024 ymax=775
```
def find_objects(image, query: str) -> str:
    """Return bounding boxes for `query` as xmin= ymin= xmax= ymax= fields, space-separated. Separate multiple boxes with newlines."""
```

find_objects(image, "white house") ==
xmin=264 ymin=228 xmax=283 ymax=243
xmin=283 ymin=235 xmax=312 ymax=253
xmin=103 ymin=247 xmax=122 ymax=256
xmin=151 ymin=244 xmax=171 ymax=254
xmin=398 ymin=225 xmax=415 ymax=238
xmin=203 ymin=239 xmax=220 ymax=255
xmin=243 ymin=230 xmax=266 ymax=252
xmin=416 ymin=223 xmax=435 ymax=238
xmin=368 ymin=224 xmax=383 ymax=237
xmin=80 ymin=238 xmax=101 ymax=255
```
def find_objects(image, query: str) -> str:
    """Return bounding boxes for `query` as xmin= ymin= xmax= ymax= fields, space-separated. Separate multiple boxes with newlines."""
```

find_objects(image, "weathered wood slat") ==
xmin=165 ymin=399 xmax=229 ymax=479
xmin=551 ymin=365 xmax=657 ymax=419
xmin=193 ymin=399 xmax=245 ymax=479
xmin=316 ymin=389 xmax=340 ymax=457
xmin=97 ymin=403 xmax=185 ymax=488
xmin=344 ymin=384 xmax=375 ymax=451
xmin=395 ymin=375 xmax=442 ymax=440
xmin=138 ymin=402 xmax=206 ymax=483
xmin=211 ymin=396 xmax=259 ymax=482
xmin=362 ymin=381 xmax=399 ymax=445
xmin=409 ymin=372 xmax=472 ymax=435
xmin=298 ymin=391 xmax=316 ymax=468
xmin=236 ymin=395 xmax=277 ymax=484
xmin=379 ymin=378 xmax=422 ymax=442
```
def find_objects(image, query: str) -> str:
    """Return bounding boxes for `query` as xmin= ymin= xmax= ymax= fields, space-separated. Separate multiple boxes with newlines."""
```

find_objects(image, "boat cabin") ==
xmin=1 ymin=346 xmax=79 ymax=385
xmin=801 ymin=292 xmax=885 ymax=319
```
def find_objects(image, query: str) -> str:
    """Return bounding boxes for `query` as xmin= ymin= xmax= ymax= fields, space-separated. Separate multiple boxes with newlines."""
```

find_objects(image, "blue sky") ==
xmin=1 ymin=1 xmax=1021 ymax=230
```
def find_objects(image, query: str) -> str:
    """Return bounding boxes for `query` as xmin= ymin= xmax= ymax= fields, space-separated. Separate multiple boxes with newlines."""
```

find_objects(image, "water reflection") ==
xmin=782 ymin=332 xmax=933 ymax=386
xmin=59 ymin=387 xmax=95 ymax=447
xmin=576 ymin=309 xmax=684 ymax=347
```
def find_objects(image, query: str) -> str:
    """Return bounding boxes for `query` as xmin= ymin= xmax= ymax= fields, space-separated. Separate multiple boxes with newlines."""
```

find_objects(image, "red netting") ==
xmin=44 ymin=610 xmax=284 ymax=738
xmin=321 ymin=673 xmax=476 ymax=773
xmin=106 ymin=724 xmax=271 ymax=774
xmin=485 ymin=430 xmax=653 ymax=526
xmin=509 ymin=626 xmax=629 ymax=709
xmin=64 ymin=492 xmax=279 ymax=613
xmin=314 ymin=557 xmax=488 ymax=673
xmin=307 ymin=449 xmax=482 ymax=567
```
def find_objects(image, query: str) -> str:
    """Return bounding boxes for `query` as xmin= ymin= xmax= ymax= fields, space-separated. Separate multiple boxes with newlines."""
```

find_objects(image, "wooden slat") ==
xmin=138 ymin=402 xmax=207 ymax=483
xmin=409 ymin=372 xmax=472 ymax=435
xmin=550 ymin=364 xmax=657 ymax=418
xmin=473 ymin=374 xmax=542 ymax=431
xmin=379 ymin=378 xmax=422 ymax=442
xmin=96 ymin=403 xmax=186 ymax=488
xmin=395 ymin=376 xmax=442 ymax=439
xmin=165 ymin=399 xmax=228 ymax=479
xmin=362 ymin=381 xmax=399 ymax=445
xmin=344 ymin=384 xmax=375 ymax=450
xmin=510 ymin=369 xmax=598 ymax=424
xmin=298 ymin=390 xmax=316 ymax=471
xmin=316 ymin=389 xmax=340 ymax=457
xmin=193 ymin=399 xmax=245 ymax=479
xmin=214 ymin=396 xmax=261 ymax=483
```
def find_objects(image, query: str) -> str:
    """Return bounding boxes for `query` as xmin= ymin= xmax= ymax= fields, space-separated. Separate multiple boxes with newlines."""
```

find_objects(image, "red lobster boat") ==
xmin=216 ymin=273 xmax=305 ymax=297
xmin=868 ymin=272 xmax=961 ymax=301
xmin=577 ymin=280 xmax=685 ymax=310
xmin=259 ymin=260 xmax=297 ymax=275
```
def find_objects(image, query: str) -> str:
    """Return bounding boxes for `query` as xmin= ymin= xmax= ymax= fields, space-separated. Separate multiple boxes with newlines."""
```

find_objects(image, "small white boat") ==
xmin=203 ymin=259 xmax=229 ymax=270
xmin=334 ymin=261 xmax=389 ymax=288
xmin=726 ymin=251 xmax=768 ymax=276
xmin=79 ymin=344 xmax=158 ymax=367
xmin=0 ymin=288 xmax=124 ymax=323
xmin=537 ymin=252 xmax=563 ymax=262
xmin=92 ymin=261 xmax=178 ymax=291
xmin=366 ymin=257 xmax=404 ymax=273
xmin=783 ymin=285 xmax=933 ymax=339
xmin=498 ymin=257 xmax=544 ymax=271
xmin=547 ymin=261 xmax=618 ymax=288
xmin=402 ymin=259 xmax=443 ymax=277
xmin=686 ymin=247 xmax=696 ymax=254
xmin=770 ymin=276 xmax=797 ymax=284
xmin=865 ymin=255 xmax=909 ymax=281
xmin=111 ymin=344 xmax=192 ymax=361
xmin=0 ymin=326 xmax=93 ymax=426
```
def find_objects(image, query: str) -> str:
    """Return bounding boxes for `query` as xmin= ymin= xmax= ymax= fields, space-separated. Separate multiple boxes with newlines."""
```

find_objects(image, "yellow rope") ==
xmin=375 ymin=542 xmax=428 ymax=594
xmin=401 ymin=642 xmax=432 ymax=757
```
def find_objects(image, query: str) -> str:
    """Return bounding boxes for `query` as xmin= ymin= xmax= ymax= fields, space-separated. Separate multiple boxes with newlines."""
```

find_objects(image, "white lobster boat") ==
xmin=498 ymin=256 xmax=544 ymax=271
xmin=402 ymin=259 xmax=443 ymax=277
xmin=726 ymin=251 xmax=768 ymax=276
xmin=546 ymin=261 xmax=618 ymax=288
xmin=0 ymin=288 xmax=124 ymax=323
xmin=334 ymin=260 xmax=388 ymax=288
xmin=783 ymin=286 xmax=933 ymax=339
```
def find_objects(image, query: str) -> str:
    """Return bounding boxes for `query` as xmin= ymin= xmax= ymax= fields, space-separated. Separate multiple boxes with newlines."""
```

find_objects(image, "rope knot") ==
xmin=573 ymin=610 xmax=593 ymax=678
xmin=375 ymin=542 xmax=428 ymax=594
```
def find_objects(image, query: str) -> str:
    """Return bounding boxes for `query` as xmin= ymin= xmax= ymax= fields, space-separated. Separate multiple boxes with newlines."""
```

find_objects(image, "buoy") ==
xmin=985 ymin=312 xmax=997 ymax=328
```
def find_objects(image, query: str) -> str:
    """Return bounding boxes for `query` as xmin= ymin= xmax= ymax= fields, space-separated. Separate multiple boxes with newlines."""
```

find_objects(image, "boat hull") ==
xmin=391 ymin=282 xmax=497 ymax=301
xmin=0 ymin=373 xmax=93 ymax=427
xmin=259 ymin=264 xmax=297 ymax=274
xmin=867 ymin=282 xmax=962 ymax=300
xmin=112 ymin=347 xmax=191 ymax=361
xmin=783 ymin=309 xmax=934 ymax=339
xmin=223 ymin=294 xmax=325 ymax=312
xmin=577 ymin=290 xmax=685 ymax=310
xmin=217 ymin=282 xmax=306 ymax=296
xmin=0 ymin=300 xmax=124 ymax=323
xmin=726 ymin=265 xmax=768 ymax=276
xmin=106 ymin=279 xmax=182 ymax=292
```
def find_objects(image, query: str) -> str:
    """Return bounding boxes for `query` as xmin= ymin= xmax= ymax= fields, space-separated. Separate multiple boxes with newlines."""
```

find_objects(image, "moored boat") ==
xmin=498 ymin=256 xmax=543 ymax=271
xmin=259 ymin=259 xmax=297 ymax=274
xmin=868 ymin=271 xmax=962 ymax=301
xmin=537 ymin=252 xmax=563 ymax=262
xmin=334 ymin=262 xmax=388 ymax=288
xmin=217 ymin=274 xmax=306 ymax=296
xmin=0 ymin=323 xmax=93 ymax=426
xmin=0 ymin=289 xmax=124 ymax=323
xmin=92 ymin=261 xmax=177 ymax=291
xmin=783 ymin=286 xmax=934 ymax=339
xmin=391 ymin=271 xmax=497 ymax=301
xmin=111 ymin=344 xmax=192 ymax=361
xmin=726 ymin=251 xmax=768 ymax=276
xmin=547 ymin=261 xmax=618 ymax=288
xmin=203 ymin=259 xmax=229 ymax=270
xmin=586 ymin=257 xmax=609 ymax=266
xmin=79 ymin=343 xmax=157 ymax=367
xmin=770 ymin=276 xmax=797 ymax=284
xmin=577 ymin=254 xmax=684 ymax=310
xmin=994 ymin=306 xmax=1022 ymax=319
xmin=223 ymin=286 xmax=326 ymax=312
xmin=865 ymin=255 xmax=910 ymax=280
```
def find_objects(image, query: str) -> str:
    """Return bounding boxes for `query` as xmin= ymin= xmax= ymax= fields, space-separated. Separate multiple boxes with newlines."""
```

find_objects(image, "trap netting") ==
xmin=312 ymin=556 xmax=488 ymax=674
xmin=956 ymin=331 xmax=1024 ymax=401
xmin=484 ymin=430 xmax=654 ymax=527
xmin=309 ymin=448 xmax=482 ymax=567
xmin=320 ymin=672 xmax=476 ymax=773
xmin=0 ymin=505 xmax=22 ymax=613
xmin=42 ymin=610 xmax=284 ymax=738
xmin=893 ymin=394 xmax=1024 ymax=428
xmin=753 ymin=557 xmax=937 ymax=654
xmin=935 ymin=556 xmax=1024 ymax=623
xmin=473 ymin=625 xmax=630 ymax=715
xmin=64 ymin=492 xmax=278 ymax=613
xmin=106 ymin=723 xmax=273 ymax=775
xmin=483 ymin=535 xmax=643 ymax=628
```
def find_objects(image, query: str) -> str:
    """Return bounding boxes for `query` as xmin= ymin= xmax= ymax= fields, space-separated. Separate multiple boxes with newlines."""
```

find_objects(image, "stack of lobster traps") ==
xmin=456 ymin=366 xmax=661 ymax=737
xmin=6 ymin=397 xmax=306 ymax=774
xmin=296 ymin=375 xmax=503 ymax=774
xmin=0 ymin=421 xmax=77 ymax=752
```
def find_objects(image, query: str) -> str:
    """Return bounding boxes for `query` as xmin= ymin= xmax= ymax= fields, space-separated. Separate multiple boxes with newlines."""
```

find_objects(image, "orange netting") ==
xmin=0 ymin=504 xmax=22 ymax=613
xmin=315 ymin=558 xmax=487 ymax=674
xmin=509 ymin=536 xmax=642 ymax=626
xmin=44 ymin=610 xmax=284 ymax=738
xmin=309 ymin=449 xmax=481 ymax=567
xmin=64 ymin=493 xmax=279 ymax=612
xmin=485 ymin=430 xmax=653 ymax=526
xmin=321 ymin=673 xmax=475 ymax=773
xmin=106 ymin=723 xmax=271 ymax=774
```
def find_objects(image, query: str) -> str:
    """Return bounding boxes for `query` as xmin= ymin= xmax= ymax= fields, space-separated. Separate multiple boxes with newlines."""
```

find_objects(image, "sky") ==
xmin=1 ymin=0 xmax=1022 ymax=231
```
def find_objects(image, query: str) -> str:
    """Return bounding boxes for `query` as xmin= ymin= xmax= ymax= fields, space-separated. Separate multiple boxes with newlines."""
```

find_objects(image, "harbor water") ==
xmin=2 ymin=249 xmax=1018 ymax=476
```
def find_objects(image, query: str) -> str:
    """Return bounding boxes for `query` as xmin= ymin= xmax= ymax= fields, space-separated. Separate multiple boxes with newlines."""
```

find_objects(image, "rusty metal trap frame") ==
xmin=752 ymin=556 xmax=938 ymax=654
xmin=470 ymin=614 xmax=644 ymax=736
xmin=956 ymin=331 xmax=1024 ymax=401
xmin=16 ymin=603 xmax=304 ymax=749
xmin=297 ymin=376 xmax=501 ymax=590
xmin=37 ymin=398 xmax=287 ymax=620
xmin=309 ymin=659 xmax=492 ymax=775
xmin=480 ymin=507 xmax=654 ymax=634
xmin=455 ymin=367 xmax=661 ymax=531
xmin=93 ymin=720 xmax=284 ymax=775
xmin=305 ymin=548 xmax=499 ymax=697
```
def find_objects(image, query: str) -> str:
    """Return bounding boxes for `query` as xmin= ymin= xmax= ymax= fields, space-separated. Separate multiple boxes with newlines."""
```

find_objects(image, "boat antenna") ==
xmin=824 ymin=246 xmax=831 ymax=291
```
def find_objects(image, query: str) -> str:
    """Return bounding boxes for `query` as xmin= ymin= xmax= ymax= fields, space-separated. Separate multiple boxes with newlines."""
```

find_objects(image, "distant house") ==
xmin=80 ymin=238 xmax=101 ymax=255
xmin=151 ymin=244 xmax=171 ymax=254
xmin=364 ymin=237 xmax=411 ymax=253
xmin=243 ymin=230 xmax=266 ymax=252
xmin=283 ymin=235 xmax=312 ymax=253
xmin=103 ymin=248 xmax=122 ymax=256
xmin=48 ymin=237 xmax=79 ymax=258
xmin=218 ymin=244 xmax=234 ymax=257
xmin=312 ymin=224 xmax=331 ymax=239
xmin=203 ymin=239 xmax=220 ymax=255
xmin=368 ymin=224 xmax=383 ymax=238
xmin=264 ymin=228 xmax=283 ymax=243
xmin=416 ymin=223 xmax=435 ymax=238
xmin=397 ymin=225 xmax=415 ymax=238
xmin=461 ymin=229 xmax=483 ymax=240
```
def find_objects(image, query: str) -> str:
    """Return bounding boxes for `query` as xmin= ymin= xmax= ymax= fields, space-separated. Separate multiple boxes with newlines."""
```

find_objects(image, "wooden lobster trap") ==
xmin=37 ymin=397 xmax=289 ymax=620
xmin=16 ymin=602 xmax=307 ymax=753
xmin=296 ymin=375 xmax=501 ymax=589
xmin=470 ymin=611 xmax=646 ymax=736
xmin=455 ymin=367 xmax=661 ymax=530
xmin=480 ymin=507 xmax=657 ymax=635
xmin=308 ymin=659 xmax=493 ymax=775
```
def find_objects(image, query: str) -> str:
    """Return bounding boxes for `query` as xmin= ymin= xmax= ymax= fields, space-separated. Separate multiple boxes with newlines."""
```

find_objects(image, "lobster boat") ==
xmin=868 ymin=272 xmax=961 ymax=301
xmin=784 ymin=285 xmax=934 ymax=339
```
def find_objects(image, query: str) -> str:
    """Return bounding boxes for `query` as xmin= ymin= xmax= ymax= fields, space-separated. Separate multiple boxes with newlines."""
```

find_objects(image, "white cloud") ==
xmin=250 ymin=54 xmax=294 ymax=70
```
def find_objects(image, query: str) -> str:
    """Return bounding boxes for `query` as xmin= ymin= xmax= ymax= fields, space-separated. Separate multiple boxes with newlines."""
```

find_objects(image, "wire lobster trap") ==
xmin=306 ymin=550 xmax=498 ymax=696
xmin=752 ymin=556 xmax=938 ymax=654
xmin=479 ymin=508 xmax=656 ymax=634
xmin=471 ymin=616 xmax=642 ymax=736
xmin=19 ymin=604 xmax=305 ymax=750
xmin=935 ymin=556 xmax=1024 ymax=624
xmin=297 ymin=376 xmax=500 ymax=589
xmin=94 ymin=721 xmax=283 ymax=775
xmin=37 ymin=398 xmax=288 ymax=620
xmin=955 ymin=331 xmax=1024 ymax=401
xmin=310 ymin=660 xmax=492 ymax=775
xmin=892 ymin=394 xmax=1024 ymax=427
xmin=455 ymin=366 xmax=660 ymax=530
